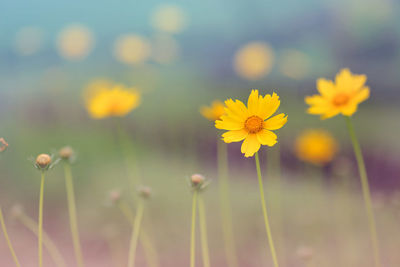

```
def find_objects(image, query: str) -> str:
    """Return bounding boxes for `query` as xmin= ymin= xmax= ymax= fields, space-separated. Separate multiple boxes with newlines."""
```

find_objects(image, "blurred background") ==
xmin=1 ymin=0 xmax=400 ymax=266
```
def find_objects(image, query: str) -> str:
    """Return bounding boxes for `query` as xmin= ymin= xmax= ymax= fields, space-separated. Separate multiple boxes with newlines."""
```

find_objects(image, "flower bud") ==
xmin=109 ymin=190 xmax=121 ymax=204
xmin=0 ymin=138 xmax=8 ymax=152
xmin=10 ymin=204 xmax=24 ymax=219
xmin=36 ymin=154 xmax=52 ymax=169
xmin=296 ymin=246 xmax=314 ymax=262
xmin=59 ymin=146 xmax=74 ymax=160
xmin=191 ymin=174 xmax=205 ymax=186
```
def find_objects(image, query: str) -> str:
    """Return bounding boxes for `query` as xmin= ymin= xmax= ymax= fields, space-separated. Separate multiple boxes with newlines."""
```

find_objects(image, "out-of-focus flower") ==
xmin=234 ymin=42 xmax=274 ymax=80
xmin=15 ymin=26 xmax=45 ymax=56
xmin=190 ymin=174 xmax=210 ymax=191
xmin=86 ymin=82 xmax=140 ymax=119
xmin=113 ymin=34 xmax=151 ymax=65
xmin=151 ymin=34 xmax=179 ymax=64
xmin=0 ymin=138 xmax=8 ymax=152
xmin=296 ymin=245 xmax=314 ymax=262
xmin=279 ymin=49 xmax=310 ymax=80
xmin=305 ymin=68 xmax=370 ymax=120
xmin=57 ymin=24 xmax=94 ymax=60
xmin=215 ymin=90 xmax=287 ymax=157
xmin=295 ymin=129 xmax=338 ymax=166
xmin=200 ymin=101 xmax=225 ymax=121
xmin=151 ymin=5 xmax=187 ymax=34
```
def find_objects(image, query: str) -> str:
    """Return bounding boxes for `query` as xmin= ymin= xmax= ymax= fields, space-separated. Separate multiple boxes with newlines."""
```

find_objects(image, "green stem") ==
xmin=64 ymin=163 xmax=85 ymax=267
xmin=190 ymin=190 xmax=198 ymax=267
xmin=198 ymin=196 xmax=210 ymax=267
xmin=217 ymin=140 xmax=237 ymax=267
xmin=18 ymin=212 xmax=67 ymax=267
xmin=255 ymin=152 xmax=279 ymax=267
xmin=345 ymin=116 xmax=381 ymax=267
xmin=0 ymin=206 xmax=21 ymax=267
xmin=127 ymin=201 xmax=144 ymax=267
xmin=38 ymin=171 xmax=45 ymax=267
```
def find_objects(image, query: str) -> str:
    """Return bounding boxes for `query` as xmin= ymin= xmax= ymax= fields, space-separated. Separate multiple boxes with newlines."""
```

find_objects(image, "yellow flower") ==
xmin=215 ymin=90 xmax=287 ymax=157
xmin=305 ymin=68 xmax=370 ymax=119
xmin=200 ymin=101 xmax=226 ymax=121
xmin=86 ymin=84 xmax=140 ymax=119
xmin=294 ymin=129 xmax=338 ymax=166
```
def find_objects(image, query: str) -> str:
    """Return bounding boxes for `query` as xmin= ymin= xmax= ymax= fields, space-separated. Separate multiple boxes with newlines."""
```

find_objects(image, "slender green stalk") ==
xmin=127 ymin=201 xmax=144 ymax=267
xmin=0 ymin=207 xmax=21 ymax=267
xmin=198 ymin=196 xmax=210 ymax=267
xmin=18 ymin=212 xmax=67 ymax=267
xmin=255 ymin=152 xmax=279 ymax=267
xmin=117 ymin=200 xmax=159 ymax=267
xmin=217 ymin=140 xmax=238 ymax=267
xmin=38 ymin=171 xmax=45 ymax=267
xmin=345 ymin=116 xmax=381 ymax=267
xmin=63 ymin=163 xmax=85 ymax=267
xmin=190 ymin=190 xmax=198 ymax=267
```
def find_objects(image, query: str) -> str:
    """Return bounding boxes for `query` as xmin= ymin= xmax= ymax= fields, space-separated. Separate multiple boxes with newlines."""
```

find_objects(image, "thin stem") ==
xmin=345 ymin=116 xmax=381 ymax=267
xmin=198 ymin=196 xmax=210 ymax=267
xmin=18 ymin=212 xmax=67 ymax=267
xmin=127 ymin=201 xmax=144 ymax=267
xmin=217 ymin=140 xmax=238 ymax=267
xmin=64 ymin=163 xmax=85 ymax=267
xmin=255 ymin=152 xmax=279 ymax=267
xmin=190 ymin=190 xmax=198 ymax=267
xmin=118 ymin=200 xmax=159 ymax=267
xmin=0 ymin=207 xmax=21 ymax=267
xmin=38 ymin=171 xmax=45 ymax=267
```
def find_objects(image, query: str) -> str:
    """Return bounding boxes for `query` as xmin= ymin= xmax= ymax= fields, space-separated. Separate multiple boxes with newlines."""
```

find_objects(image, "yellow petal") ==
xmin=307 ymin=105 xmax=331 ymax=115
xmin=256 ymin=129 xmax=277 ymax=146
xmin=222 ymin=129 xmax=248 ymax=143
xmin=241 ymin=134 xmax=261 ymax=157
xmin=321 ymin=108 xmax=340 ymax=120
xmin=258 ymin=92 xmax=280 ymax=119
xmin=224 ymin=99 xmax=248 ymax=121
xmin=335 ymin=68 xmax=366 ymax=92
xmin=341 ymin=103 xmax=358 ymax=116
xmin=215 ymin=116 xmax=243 ymax=130
xmin=263 ymin=113 xmax=288 ymax=130
xmin=317 ymin=78 xmax=335 ymax=97
xmin=351 ymin=87 xmax=370 ymax=104
xmin=247 ymin=89 xmax=260 ymax=115
xmin=305 ymin=95 xmax=327 ymax=105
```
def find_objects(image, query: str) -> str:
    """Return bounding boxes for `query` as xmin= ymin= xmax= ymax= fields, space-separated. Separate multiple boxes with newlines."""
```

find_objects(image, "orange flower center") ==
xmin=332 ymin=93 xmax=349 ymax=106
xmin=244 ymin=115 xmax=264 ymax=133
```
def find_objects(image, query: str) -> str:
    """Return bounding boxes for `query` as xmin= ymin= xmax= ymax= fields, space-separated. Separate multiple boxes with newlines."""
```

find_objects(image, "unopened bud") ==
xmin=109 ymin=190 xmax=121 ymax=204
xmin=138 ymin=186 xmax=152 ymax=199
xmin=0 ymin=138 xmax=8 ymax=152
xmin=10 ymin=204 xmax=24 ymax=219
xmin=36 ymin=154 xmax=52 ymax=169
xmin=59 ymin=146 xmax=74 ymax=160
xmin=191 ymin=174 xmax=205 ymax=186
xmin=296 ymin=246 xmax=314 ymax=262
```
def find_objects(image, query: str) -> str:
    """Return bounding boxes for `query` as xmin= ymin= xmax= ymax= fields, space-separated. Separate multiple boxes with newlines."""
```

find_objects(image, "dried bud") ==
xmin=109 ymin=190 xmax=121 ymax=204
xmin=191 ymin=174 xmax=205 ymax=186
xmin=59 ymin=146 xmax=74 ymax=160
xmin=138 ymin=186 xmax=152 ymax=199
xmin=296 ymin=246 xmax=314 ymax=262
xmin=0 ymin=138 xmax=8 ymax=152
xmin=36 ymin=154 xmax=52 ymax=169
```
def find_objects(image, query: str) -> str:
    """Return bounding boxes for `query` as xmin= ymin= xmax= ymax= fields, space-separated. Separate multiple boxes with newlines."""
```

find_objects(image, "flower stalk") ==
xmin=38 ymin=171 xmax=45 ymax=267
xmin=345 ymin=116 xmax=381 ymax=267
xmin=0 ymin=206 xmax=21 ymax=267
xmin=190 ymin=190 xmax=198 ymax=267
xmin=127 ymin=200 xmax=144 ymax=267
xmin=63 ymin=162 xmax=85 ymax=267
xmin=255 ymin=152 xmax=279 ymax=267
xmin=198 ymin=195 xmax=210 ymax=267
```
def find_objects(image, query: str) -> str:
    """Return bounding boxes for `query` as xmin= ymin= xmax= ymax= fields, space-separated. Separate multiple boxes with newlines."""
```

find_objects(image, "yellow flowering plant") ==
xmin=295 ymin=129 xmax=338 ymax=166
xmin=86 ymin=83 xmax=141 ymax=119
xmin=200 ymin=101 xmax=226 ymax=121
xmin=216 ymin=89 xmax=287 ymax=157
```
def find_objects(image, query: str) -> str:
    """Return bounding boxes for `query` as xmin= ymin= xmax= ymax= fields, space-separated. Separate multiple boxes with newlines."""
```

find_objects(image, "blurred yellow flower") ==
xmin=114 ymin=34 xmax=151 ymax=65
xmin=305 ymin=68 xmax=370 ymax=119
xmin=295 ymin=129 xmax=338 ymax=166
xmin=151 ymin=5 xmax=187 ymax=34
xmin=200 ymin=101 xmax=225 ymax=121
xmin=215 ymin=90 xmax=287 ymax=157
xmin=57 ymin=24 xmax=94 ymax=60
xmin=234 ymin=42 xmax=274 ymax=80
xmin=86 ymin=84 xmax=140 ymax=119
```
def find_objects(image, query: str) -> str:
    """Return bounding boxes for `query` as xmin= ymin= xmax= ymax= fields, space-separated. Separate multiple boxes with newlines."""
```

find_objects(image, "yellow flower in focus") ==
xmin=215 ymin=90 xmax=287 ymax=157
xmin=200 ymin=101 xmax=226 ymax=121
xmin=114 ymin=34 xmax=151 ymax=65
xmin=57 ymin=24 xmax=94 ymax=60
xmin=86 ymin=84 xmax=140 ymax=119
xmin=234 ymin=42 xmax=274 ymax=80
xmin=305 ymin=68 xmax=370 ymax=119
xmin=295 ymin=129 xmax=338 ymax=166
